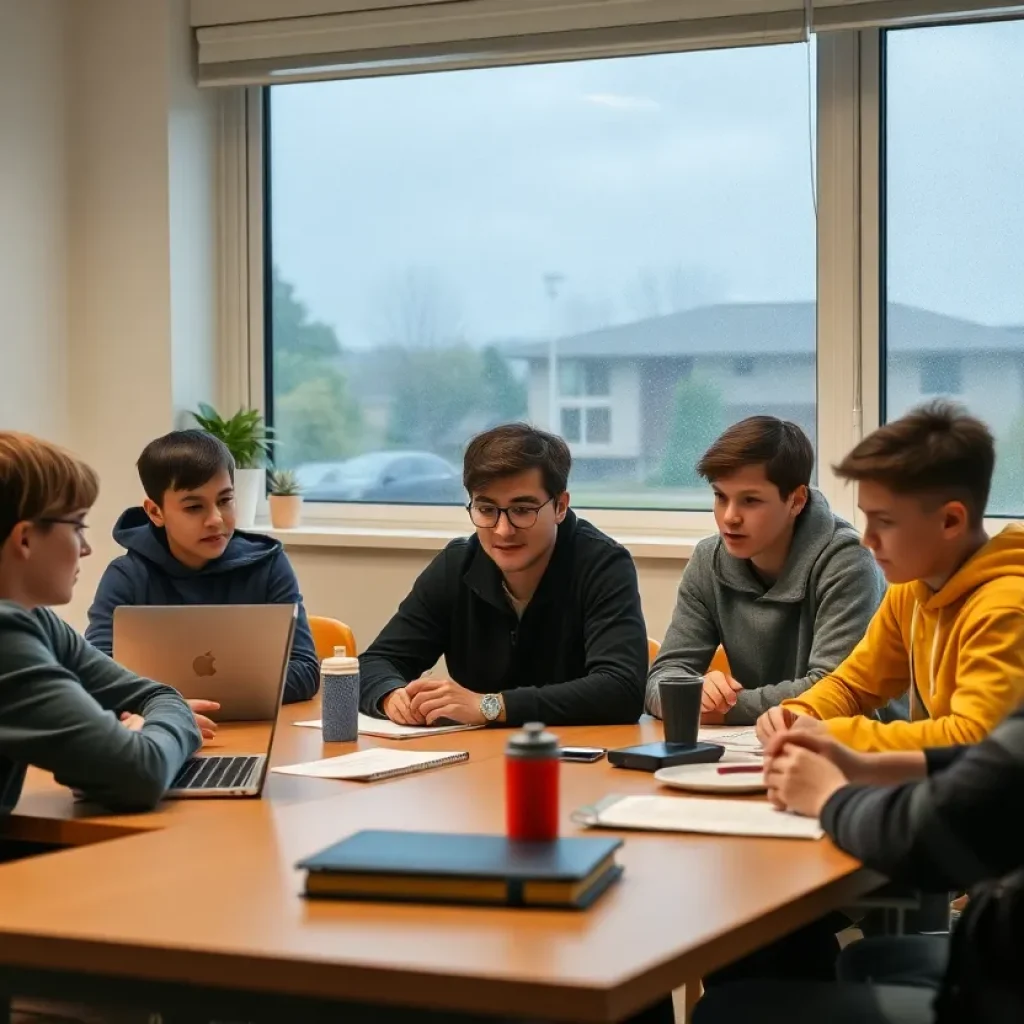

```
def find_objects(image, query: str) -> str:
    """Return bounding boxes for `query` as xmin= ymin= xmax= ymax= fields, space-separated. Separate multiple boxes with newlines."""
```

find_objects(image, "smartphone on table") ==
xmin=559 ymin=746 xmax=606 ymax=763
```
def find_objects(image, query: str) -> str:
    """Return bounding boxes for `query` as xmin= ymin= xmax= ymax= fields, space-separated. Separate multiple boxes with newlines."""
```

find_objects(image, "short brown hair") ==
xmin=697 ymin=416 xmax=814 ymax=499
xmin=463 ymin=423 xmax=571 ymax=498
xmin=834 ymin=400 xmax=994 ymax=525
xmin=0 ymin=432 xmax=99 ymax=547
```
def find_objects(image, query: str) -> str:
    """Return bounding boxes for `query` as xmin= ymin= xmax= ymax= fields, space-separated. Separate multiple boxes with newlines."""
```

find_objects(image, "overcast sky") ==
xmin=269 ymin=20 xmax=1024 ymax=351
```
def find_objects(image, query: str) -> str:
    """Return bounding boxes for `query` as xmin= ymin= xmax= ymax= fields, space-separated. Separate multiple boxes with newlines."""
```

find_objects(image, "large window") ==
xmin=885 ymin=20 xmax=1024 ymax=516
xmin=266 ymin=42 xmax=817 ymax=510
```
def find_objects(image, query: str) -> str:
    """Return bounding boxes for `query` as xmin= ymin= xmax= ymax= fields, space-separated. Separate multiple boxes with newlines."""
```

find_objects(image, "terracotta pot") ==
xmin=269 ymin=494 xmax=303 ymax=529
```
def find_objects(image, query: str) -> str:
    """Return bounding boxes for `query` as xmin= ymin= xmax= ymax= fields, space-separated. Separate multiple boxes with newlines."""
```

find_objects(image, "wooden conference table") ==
xmin=0 ymin=700 xmax=881 ymax=1022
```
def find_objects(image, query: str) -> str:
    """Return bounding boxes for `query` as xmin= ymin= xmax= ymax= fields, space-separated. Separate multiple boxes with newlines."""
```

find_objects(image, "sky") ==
xmin=269 ymin=20 xmax=1024 ymax=352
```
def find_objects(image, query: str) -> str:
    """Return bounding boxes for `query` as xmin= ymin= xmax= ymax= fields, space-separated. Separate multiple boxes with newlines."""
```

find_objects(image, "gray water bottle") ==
xmin=320 ymin=645 xmax=359 ymax=742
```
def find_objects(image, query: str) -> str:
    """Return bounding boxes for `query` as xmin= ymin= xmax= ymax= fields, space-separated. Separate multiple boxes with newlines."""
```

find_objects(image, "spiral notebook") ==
xmin=271 ymin=748 xmax=469 ymax=782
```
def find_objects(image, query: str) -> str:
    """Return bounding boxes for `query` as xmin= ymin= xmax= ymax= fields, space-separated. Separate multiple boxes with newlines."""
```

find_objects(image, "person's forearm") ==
xmin=859 ymin=750 xmax=928 ymax=785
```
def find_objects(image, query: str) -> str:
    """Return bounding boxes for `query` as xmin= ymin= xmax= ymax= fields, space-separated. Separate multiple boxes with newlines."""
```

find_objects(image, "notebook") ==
xmin=572 ymin=794 xmax=824 ymax=840
xmin=271 ymin=747 xmax=468 ymax=782
xmin=697 ymin=726 xmax=763 ymax=756
xmin=297 ymin=830 xmax=624 ymax=909
xmin=293 ymin=714 xmax=483 ymax=740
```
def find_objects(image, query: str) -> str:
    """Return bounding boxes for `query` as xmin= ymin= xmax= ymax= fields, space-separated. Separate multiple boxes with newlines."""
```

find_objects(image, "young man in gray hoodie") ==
xmin=647 ymin=416 xmax=886 ymax=727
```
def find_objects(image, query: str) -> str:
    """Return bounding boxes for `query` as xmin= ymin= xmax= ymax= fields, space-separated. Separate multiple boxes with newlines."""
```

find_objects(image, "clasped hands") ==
xmin=382 ymin=676 xmax=486 ymax=727
xmin=759 ymin=709 xmax=858 ymax=818
xmin=120 ymin=699 xmax=221 ymax=743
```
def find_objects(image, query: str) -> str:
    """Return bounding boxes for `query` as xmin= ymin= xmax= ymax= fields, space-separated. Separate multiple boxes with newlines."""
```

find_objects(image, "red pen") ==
xmin=717 ymin=764 xmax=765 ymax=775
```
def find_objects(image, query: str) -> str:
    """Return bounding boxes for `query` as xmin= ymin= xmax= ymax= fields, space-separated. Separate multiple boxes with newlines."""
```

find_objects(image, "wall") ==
xmin=0 ymin=0 xmax=69 ymax=442
xmin=63 ymin=0 xmax=221 ymax=627
xmin=284 ymin=543 xmax=686 ymax=654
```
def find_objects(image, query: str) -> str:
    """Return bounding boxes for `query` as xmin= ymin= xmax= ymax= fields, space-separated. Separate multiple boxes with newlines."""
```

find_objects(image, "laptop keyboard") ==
xmin=171 ymin=755 xmax=261 ymax=791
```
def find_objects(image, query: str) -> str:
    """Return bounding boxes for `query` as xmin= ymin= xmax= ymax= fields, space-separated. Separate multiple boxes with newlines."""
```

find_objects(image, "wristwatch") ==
xmin=480 ymin=693 xmax=503 ymax=723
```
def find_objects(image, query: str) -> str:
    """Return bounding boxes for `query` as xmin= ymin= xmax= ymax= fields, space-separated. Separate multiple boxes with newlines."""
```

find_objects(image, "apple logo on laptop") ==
xmin=192 ymin=651 xmax=217 ymax=677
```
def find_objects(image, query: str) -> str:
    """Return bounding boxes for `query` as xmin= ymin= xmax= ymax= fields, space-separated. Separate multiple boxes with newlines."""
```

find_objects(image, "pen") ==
xmin=716 ymin=764 xmax=765 ymax=775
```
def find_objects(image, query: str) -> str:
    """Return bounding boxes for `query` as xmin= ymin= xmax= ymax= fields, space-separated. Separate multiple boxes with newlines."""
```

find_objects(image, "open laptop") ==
xmin=113 ymin=604 xmax=297 ymax=798
xmin=113 ymin=604 xmax=297 ymax=721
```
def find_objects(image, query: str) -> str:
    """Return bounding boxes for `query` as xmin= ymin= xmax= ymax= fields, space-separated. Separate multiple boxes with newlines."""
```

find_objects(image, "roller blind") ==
xmin=191 ymin=0 xmax=1024 ymax=85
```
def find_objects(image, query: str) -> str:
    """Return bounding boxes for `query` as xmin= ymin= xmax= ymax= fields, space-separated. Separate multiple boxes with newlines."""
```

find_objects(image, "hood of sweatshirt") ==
xmin=913 ymin=523 xmax=1024 ymax=610
xmin=111 ymin=506 xmax=282 ymax=579
xmin=712 ymin=488 xmax=859 ymax=602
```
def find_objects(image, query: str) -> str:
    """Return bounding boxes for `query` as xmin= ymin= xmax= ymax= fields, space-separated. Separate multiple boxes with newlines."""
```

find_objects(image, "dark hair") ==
xmin=463 ymin=423 xmax=571 ymax=499
xmin=696 ymin=416 xmax=814 ymax=499
xmin=0 ymin=432 xmax=99 ymax=547
xmin=834 ymin=400 xmax=994 ymax=526
xmin=137 ymin=430 xmax=235 ymax=504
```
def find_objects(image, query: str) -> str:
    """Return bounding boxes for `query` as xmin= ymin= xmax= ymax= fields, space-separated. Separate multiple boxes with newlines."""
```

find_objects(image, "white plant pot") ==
xmin=269 ymin=494 xmax=303 ymax=529
xmin=234 ymin=467 xmax=265 ymax=529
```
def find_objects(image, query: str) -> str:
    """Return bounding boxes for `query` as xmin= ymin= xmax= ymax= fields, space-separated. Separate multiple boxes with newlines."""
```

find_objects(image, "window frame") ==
xmin=225 ymin=29 xmax=876 ymax=539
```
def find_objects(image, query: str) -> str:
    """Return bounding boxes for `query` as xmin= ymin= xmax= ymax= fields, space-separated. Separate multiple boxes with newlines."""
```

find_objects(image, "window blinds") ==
xmin=190 ymin=0 xmax=1024 ymax=85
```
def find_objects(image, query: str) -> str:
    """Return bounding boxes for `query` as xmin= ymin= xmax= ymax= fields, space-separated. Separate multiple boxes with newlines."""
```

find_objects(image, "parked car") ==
xmin=298 ymin=451 xmax=465 ymax=504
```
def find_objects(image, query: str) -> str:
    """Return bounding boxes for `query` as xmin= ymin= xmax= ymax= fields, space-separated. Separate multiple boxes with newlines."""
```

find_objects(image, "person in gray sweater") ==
xmin=0 ymin=431 xmax=201 ymax=815
xmin=648 ymin=417 xmax=886 ymax=727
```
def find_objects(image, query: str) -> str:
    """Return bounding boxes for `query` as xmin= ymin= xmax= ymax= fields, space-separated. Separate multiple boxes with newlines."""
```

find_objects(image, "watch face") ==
xmin=481 ymin=694 xmax=500 ymax=721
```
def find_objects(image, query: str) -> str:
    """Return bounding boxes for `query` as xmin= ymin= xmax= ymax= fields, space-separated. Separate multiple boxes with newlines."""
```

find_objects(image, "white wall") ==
xmin=63 ymin=0 xmax=221 ymax=626
xmin=0 ymin=0 xmax=70 ymax=442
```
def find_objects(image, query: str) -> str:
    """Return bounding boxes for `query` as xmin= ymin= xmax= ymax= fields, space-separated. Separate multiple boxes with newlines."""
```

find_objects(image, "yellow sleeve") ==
xmin=783 ymin=588 xmax=909 ymax=721
xmin=823 ymin=605 xmax=1024 ymax=752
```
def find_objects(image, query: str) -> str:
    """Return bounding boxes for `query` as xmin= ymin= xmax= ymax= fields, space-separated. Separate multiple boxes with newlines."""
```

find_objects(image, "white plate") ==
xmin=654 ymin=761 xmax=767 ymax=794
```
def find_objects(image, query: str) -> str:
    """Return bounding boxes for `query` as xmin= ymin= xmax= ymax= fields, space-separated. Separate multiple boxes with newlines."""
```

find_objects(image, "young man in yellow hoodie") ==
xmin=756 ymin=400 xmax=1024 ymax=752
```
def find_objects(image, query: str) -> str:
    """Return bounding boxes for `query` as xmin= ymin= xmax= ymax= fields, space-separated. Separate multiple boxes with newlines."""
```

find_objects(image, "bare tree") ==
xmin=625 ymin=264 xmax=729 ymax=320
xmin=377 ymin=267 xmax=466 ymax=349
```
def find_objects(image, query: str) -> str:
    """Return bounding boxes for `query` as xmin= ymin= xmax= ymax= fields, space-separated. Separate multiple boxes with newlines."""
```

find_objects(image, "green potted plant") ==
xmin=192 ymin=403 xmax=273 ymax=528
xmin=267 ymin=469 xmax=303 ymax=529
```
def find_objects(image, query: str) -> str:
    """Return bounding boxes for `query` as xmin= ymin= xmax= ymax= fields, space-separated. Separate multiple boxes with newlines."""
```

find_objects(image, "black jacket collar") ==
xmin=463 ymin=509 xmax=579 ymax=612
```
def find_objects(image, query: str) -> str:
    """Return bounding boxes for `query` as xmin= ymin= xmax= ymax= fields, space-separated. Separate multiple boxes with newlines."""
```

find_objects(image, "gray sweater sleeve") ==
xmin=645 ymin=544 xmax=721 ymax=718
xmin=725 ymin=540 xmax=885 ymax=724
xmin=0 ymin=606 xmax=202 ymax=811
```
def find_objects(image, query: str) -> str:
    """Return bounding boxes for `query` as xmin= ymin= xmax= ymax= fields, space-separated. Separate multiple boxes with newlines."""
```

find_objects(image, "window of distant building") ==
xmin=919 ymin=354 xmax=963 ymax=395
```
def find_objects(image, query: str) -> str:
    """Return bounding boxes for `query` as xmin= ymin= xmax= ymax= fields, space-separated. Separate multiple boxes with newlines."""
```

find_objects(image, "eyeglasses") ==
xmin=36 ymin=517 xmax=89 ymax=541
xmin=467 ymin=498 xmax=554 ymax=530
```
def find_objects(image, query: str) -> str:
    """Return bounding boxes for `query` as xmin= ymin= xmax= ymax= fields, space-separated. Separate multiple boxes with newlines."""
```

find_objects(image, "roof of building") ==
xmin=504 ymin=301 xmax=1024 ymax=360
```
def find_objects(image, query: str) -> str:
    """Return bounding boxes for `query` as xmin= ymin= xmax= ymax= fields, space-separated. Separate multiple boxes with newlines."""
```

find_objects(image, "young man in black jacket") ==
xmin=359 ymin=423 xmax=648 ymax=728
xmin=693 ymin=707 xmax=1024 ymax=1024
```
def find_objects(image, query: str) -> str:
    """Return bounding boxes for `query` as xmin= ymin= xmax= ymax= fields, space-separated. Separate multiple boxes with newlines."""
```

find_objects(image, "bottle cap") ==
xmin=506 ymin=721 xmax=558 ymax=758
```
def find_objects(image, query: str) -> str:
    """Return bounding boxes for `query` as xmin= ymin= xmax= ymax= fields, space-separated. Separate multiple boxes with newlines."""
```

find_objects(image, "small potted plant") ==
xmin=267 ymin=469 xmax=303 ymax=529
xmin=192 ymin=403 xmax=273 ymax=528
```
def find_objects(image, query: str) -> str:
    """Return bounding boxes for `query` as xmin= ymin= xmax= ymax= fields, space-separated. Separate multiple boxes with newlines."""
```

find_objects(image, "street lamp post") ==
xmin=543 ymin=272 xmax=565 ymax=433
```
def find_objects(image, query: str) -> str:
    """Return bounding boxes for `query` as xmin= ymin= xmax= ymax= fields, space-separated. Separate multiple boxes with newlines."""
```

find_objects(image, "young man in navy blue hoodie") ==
xmin=85 ymin=430 xmax=319 ymax=703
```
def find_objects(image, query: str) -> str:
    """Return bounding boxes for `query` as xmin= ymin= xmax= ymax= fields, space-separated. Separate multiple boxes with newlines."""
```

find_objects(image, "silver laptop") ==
xmin=113 ymin=604 xmax=297 ymax=799
xmin=113 ymin=604 xmax=297 ymax=721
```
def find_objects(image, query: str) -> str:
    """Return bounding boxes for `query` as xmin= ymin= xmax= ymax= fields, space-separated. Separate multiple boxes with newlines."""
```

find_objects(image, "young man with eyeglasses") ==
xmin=358 ymin=423 xmax=649 ymax=727
xmin=0 ymin=431 xmax=201 ymax=817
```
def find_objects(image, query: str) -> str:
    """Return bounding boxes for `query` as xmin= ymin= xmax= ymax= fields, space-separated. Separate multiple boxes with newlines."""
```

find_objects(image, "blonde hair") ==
xmin=0 ymin=432 xmax=99 ymax=545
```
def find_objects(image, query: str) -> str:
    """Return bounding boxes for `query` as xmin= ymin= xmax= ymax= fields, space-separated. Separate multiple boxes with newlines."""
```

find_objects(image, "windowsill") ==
xmin=259 ymin=522 xmax=707 ymax=560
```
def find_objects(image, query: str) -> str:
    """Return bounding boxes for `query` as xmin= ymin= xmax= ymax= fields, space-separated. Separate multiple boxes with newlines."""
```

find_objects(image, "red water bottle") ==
xmin=505 ymin=722 xmax=560 ymax=841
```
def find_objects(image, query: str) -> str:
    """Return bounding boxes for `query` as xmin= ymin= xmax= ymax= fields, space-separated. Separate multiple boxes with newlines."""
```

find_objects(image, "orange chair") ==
xmin=648 ymin=637 xmax=661 ymax=665
xmin=308 ymin=616 xmax=357 ymax=660
xmin=709 ymin=645 xmax=731 ymax=675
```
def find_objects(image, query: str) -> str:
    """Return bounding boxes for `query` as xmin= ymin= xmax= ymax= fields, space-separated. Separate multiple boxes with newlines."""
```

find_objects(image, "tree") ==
xmin=269 ymin=265 xmax=364 ymax=466
xmin=659 ymin=376 xmax=725 ymax=487
xmin=275 ymin=375 xmax=363 ymax=466
xmin=387 ymin=345 xmax=484 ymax=455
xmin=990 ymin=413 xmax=1024 ymax=515
xmin=480 ymin=345 xmax=527 ymax=422
xmin=378 ymin=267 xmax=465 ymax=349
